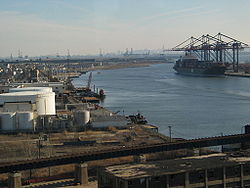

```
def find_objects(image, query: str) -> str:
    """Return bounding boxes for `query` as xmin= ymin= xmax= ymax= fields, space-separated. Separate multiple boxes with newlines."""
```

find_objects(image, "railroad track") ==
xmin=0 ymin=133 xmax=249 ymax=173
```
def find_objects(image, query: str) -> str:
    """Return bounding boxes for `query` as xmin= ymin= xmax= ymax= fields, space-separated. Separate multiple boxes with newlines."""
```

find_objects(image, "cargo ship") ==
xmin=173 ymin=54 xmax=227 ymax=76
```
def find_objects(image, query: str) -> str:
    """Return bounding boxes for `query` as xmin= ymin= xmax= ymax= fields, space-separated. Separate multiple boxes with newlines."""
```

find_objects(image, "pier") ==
xmin=225 ymin=71 xmax=250 ymax=77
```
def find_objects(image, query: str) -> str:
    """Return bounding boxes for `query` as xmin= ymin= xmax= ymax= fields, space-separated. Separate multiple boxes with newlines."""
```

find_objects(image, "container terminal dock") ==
xmin=1 ymin=57 xmax=250 ymax=188
xmin=170 ymin=33 xmax=250 ymax=77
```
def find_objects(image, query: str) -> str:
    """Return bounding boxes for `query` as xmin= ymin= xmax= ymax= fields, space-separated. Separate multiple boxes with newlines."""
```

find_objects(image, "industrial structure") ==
xmin=8 ymin=82 xmax=67 ymax=95
xmin=170 ymin=33 xmax=249 ymax=72
xmin=0 ymin=83 xmax=120 ymax=132
xmin=98 ymin=153 xmax=250 ymax=188
xmin=0 ymin=87 xmax=56 ymax=132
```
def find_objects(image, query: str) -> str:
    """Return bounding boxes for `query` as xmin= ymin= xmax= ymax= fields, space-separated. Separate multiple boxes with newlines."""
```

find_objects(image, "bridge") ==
xmin=1 ymin=133 xmax=250 ymax=173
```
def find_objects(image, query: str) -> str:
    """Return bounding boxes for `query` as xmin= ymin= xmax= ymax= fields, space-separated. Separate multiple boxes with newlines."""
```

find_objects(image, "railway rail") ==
xmin=1 ymin=133 xmax=250 ymax=173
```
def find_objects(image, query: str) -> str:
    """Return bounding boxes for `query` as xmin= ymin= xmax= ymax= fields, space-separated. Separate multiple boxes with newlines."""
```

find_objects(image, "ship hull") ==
xmin=173 ymin=54 xmax=227 ymax=77
xmin=173 ymin=66 xmax=226 ymax=77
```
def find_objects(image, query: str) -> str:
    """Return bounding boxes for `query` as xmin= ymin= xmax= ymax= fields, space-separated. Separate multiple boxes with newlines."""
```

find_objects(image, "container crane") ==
xmin=86 ymin=72 xmax=92 ymax=91
xmin=168 ymin=33 xmax=249 ymax=72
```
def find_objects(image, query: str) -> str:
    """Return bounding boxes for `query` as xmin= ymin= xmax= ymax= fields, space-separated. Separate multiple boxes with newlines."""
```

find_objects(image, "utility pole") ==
xmin=221 ymin=132 xmax=224 ymax=152
xmin=67 ymin=49 xmax=70 ymax=73
xmin=37 ymin=135 xmax=44 ymax=159
xmin=168 ymin=126 xmax=172 ymax=142
xmin=38 ymin=137 xmax=41 ymax=159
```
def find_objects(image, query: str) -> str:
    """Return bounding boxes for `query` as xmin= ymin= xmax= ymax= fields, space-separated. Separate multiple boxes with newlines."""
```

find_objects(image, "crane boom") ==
xmin=87 ymin=72 xmax=92 ymax=90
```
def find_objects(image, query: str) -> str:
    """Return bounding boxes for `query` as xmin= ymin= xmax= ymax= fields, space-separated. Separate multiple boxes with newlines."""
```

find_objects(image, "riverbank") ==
xmin=87 ymin=61 xmax=167 ymax=71
xmin=57 ymin=61 xmax=169 ymax=80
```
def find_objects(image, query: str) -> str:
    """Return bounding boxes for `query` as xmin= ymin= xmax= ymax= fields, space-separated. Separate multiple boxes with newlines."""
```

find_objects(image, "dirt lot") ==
xmin=0 ymin=125 xmax=170 ymax=186
xmin=0 ymin=125 xmax=167 ymax=163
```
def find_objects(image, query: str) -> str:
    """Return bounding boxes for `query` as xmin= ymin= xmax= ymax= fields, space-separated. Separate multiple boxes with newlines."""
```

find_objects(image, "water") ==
xmin=72 ymin=63 xmax=250 ymax=139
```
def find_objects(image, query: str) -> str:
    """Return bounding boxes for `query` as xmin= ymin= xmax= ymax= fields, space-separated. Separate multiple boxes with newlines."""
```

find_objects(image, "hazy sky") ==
xmin=0 ymin=0 xmax=249 ymax=57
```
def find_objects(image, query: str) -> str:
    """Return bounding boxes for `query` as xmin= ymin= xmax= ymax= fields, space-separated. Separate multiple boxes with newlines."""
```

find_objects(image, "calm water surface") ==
xmin=72 ymin=63 xmax=250 ymax=139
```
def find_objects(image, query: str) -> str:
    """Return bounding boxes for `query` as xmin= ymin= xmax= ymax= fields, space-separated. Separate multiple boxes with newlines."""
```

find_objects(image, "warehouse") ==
xmin=98 ymin=153 xmax=250 ymax=188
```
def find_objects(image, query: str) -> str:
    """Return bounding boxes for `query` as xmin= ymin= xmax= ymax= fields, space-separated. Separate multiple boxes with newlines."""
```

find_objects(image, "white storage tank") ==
xmin=36 ymin=92 xmax=56 ymax=115
xmin=73 ymin=110 xmax=90 ymax=126
xmin=0 ymin=112 xmax=16 ymax=131
xmin=9 ymin=87 xmax=53 ymax=93
xmin=83 ymin=110 xmax=90 ymax=124
xmin=16 ymin=112 xmax=34 ymax=130
xmin=0 ymin=91 xmax=56 ymax=116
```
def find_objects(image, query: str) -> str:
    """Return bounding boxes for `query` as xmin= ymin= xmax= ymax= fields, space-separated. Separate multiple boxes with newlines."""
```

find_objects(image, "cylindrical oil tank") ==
xmin=16 ymin=112 xmax=34 ymax=130
xmin=83 ymin=110 xmax=90 ymax=124
xmin=0 ymin=112 xmax=16 ymax=131
xmin=73 ymin=110 xmax=90 ymax=126
xmin=0 ymin=91 xmax=56 ymax=116
xmin=9 ymin=87 xmax=53 ymax=93
xmin=36 ymin=92 xmax=56 ymax=115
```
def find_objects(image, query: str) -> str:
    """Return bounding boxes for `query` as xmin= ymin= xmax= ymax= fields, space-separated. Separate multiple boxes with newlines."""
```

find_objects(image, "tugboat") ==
xmin=173 ymin=53 xmax=227 ymax=76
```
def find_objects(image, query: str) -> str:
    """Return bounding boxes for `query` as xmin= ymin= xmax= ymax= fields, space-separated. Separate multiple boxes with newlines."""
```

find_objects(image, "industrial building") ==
xmin=91 ymin=115 xmax=128 ymax=129
xmin=0 ymin=81 xmax=67 ymax=95
xmin=98 ymin=153 xmax=250 ymax=188
xmin=0 ymin=87 xmax=56 ymax=132
xmin=9 ymin=87 xmax=53 ymax=93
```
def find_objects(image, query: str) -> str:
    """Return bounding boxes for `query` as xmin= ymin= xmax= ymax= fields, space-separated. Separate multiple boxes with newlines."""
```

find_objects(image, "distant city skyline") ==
xmin=0 ymin=0 xmax=249 ymax=57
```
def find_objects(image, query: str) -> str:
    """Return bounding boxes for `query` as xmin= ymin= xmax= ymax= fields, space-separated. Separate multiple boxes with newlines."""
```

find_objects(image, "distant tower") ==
xmin=10 ymin=53 xmax=13 ymax=61
xmin=67 ymin=49 xmax=71 ymax=73
xmin=99 ymin=48 xmax=103 ymax=57
xmin=67 ymin=49 xmax=71 ymax=59
xmin=18 ymin=49 xmax=23 ymax=59
xmin=125 ymin=48 xmax=129 ymax=56
xmin=130 ymin=48 xmax=133 ymax=55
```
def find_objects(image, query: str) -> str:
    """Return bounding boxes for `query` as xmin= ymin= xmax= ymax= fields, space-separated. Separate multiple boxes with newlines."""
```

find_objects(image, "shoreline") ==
xmin=62 ymin=61 xmax=169 ymax=80
xmin=85 ymin=61 xmax=167 ymax=72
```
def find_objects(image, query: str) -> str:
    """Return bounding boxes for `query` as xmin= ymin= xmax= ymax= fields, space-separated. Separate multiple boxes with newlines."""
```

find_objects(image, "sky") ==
xmin=0 ymin=0 xmax=250 ymax=57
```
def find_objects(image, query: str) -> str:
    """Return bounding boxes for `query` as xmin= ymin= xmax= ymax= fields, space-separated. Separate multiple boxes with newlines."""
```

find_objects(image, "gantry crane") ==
xmin=168 ymin=33 xmax=249 ymax=72
xmin=86 ymin=72 xmax=92 ymax=90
